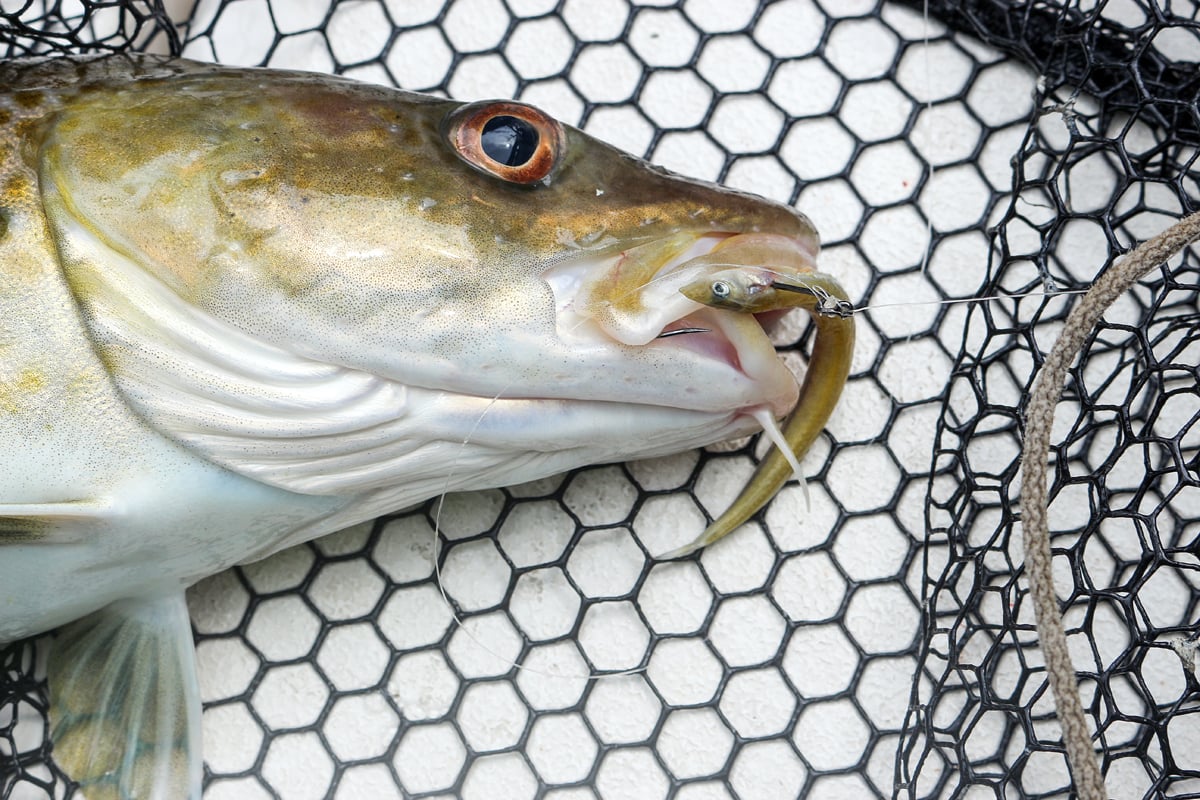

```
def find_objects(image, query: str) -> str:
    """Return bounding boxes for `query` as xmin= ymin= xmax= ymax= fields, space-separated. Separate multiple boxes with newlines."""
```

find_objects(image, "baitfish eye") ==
xmin=445 ymin=100 xmax=565 ymax=186
xmin=711 ymin=281 xmax=732 ymax=300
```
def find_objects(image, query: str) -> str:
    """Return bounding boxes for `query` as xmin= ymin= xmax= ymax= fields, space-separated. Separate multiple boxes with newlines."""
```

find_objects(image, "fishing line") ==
xmin=427 ymin=405 xmax=649 ymax=682
xmin=614 ymin=256 xmax=1093 ymax=322
xmin=426 ymin=255 xmax=1095 ymax=682
xmin=848 ymin=286 xmax=1091 ymax=316
xmin=917 ymin=0 xmax=936 ymax=279
xmin=426 ymin=315 xmax=655 ymax=682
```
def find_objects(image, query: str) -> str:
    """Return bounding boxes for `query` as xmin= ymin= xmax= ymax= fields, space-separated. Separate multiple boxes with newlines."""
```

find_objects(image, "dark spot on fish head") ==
xmin=13 ymin=90 xmax=44 ymax=110
xmin=3 ymin=173 xmax=33 ymax=204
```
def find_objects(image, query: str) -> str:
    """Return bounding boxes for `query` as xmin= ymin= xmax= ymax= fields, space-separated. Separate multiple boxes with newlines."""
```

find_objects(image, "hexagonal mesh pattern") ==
xmin=1 ymin=1 xmax=1198 ymax=799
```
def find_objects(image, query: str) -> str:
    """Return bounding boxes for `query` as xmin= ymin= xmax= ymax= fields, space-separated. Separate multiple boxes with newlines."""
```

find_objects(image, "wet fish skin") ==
xmin=0 ymin=55 xmax=847 ymax=798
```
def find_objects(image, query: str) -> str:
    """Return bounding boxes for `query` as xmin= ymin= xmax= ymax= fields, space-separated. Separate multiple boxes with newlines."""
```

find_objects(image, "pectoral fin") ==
xmin=48 ymin=592 xmax=202 ymax=800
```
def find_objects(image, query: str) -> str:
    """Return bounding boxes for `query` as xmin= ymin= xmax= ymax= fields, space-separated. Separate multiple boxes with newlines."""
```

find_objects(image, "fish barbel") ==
xmin=0 ymin=55 xmax=853 ymax=797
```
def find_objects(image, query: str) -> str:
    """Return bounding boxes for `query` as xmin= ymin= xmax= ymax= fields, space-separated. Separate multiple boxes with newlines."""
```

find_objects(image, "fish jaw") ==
xmin=543 ymin=230 xmax=823 ymax=418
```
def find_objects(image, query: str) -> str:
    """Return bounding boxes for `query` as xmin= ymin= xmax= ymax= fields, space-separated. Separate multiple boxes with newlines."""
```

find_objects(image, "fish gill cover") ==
xmin=0 ymin=0 xmax=1198 ymax=798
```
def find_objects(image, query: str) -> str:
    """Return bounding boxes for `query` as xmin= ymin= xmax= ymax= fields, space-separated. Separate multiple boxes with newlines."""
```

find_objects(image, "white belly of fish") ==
xmin=0 ymin=436 xmax=342 ymax=643
xmin=0 ymin=230 xmax=346 ymax=643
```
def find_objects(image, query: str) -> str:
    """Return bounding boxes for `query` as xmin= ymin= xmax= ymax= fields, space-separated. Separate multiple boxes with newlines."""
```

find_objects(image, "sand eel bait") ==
xmin=0 ymin=55 xmax=852 ymax=798
xmin=660 ymin=257 xmax=856 ymax=558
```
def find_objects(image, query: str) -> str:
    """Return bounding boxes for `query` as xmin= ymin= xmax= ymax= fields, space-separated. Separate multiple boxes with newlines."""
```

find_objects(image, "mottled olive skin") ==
xmin=0 ymin=58 xmax=848 ymax=798
xmin=25 ymin=56 xmax=812 ymax=408
xmin=0 ymin=55 xmax=818 ymax=640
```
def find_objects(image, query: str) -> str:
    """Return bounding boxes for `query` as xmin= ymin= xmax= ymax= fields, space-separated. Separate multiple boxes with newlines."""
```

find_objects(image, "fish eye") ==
xmin=445 ymin=101 xmax=564 ymax=186
xmin=711 ymin=281 xmax=732 ymax=300
xmin=481 ymin=115 xmax=539 ymax=166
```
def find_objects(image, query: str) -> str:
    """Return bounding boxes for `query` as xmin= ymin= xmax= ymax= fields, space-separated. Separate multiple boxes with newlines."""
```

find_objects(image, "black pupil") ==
xmin=480 ymin=115 xmax=540 ymax=167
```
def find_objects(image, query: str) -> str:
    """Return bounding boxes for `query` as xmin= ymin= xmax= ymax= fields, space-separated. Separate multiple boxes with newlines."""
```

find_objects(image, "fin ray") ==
xmin=48 ymin=593 xmax=202 ymax=800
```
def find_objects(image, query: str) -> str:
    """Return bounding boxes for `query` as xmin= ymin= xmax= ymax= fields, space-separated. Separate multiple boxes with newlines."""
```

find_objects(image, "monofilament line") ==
xmin=1019 ymin=209 xmax=1200 ymax=799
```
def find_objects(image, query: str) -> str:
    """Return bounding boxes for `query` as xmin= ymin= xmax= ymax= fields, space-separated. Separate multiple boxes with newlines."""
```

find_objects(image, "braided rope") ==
xmin=1020 ymin=210 xmax=1200 ymax=799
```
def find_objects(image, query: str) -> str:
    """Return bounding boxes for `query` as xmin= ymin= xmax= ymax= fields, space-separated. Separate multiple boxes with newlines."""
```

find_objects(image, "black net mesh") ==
xmin=0 ymin=1 xmax=178 ymax=57
xmin=894 ymin=1 xmax=1200 ymax=795
xmin=1 ymin=1 xmax=1198 ymax=798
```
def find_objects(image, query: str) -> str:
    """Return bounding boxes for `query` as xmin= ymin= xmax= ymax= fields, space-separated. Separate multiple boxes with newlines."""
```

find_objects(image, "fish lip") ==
xmin=643 ymin=231 xmax=819 ymax=389
xmin=545 ymin=229 xmax=816 ymax=418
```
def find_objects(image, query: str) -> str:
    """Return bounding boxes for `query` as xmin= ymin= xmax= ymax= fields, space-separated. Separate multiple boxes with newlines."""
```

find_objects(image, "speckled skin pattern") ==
xmin=0 ymin=56 xmax=824 ymax=643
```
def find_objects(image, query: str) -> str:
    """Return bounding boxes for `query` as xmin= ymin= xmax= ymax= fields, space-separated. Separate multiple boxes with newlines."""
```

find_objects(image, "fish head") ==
xmin=34 ymin=58 xmax=832 ymax=500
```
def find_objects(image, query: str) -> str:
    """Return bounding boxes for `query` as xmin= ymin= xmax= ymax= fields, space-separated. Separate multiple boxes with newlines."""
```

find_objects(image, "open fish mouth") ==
xmin=545 ymin=231 xmax=823 ymax=412
xmin=546 ymin=229 xmax=856 ymax=557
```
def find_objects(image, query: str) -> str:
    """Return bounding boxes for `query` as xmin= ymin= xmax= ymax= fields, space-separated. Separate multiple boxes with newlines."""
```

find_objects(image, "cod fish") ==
xmin=0 ymin=56 xmax=853 ymax=798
